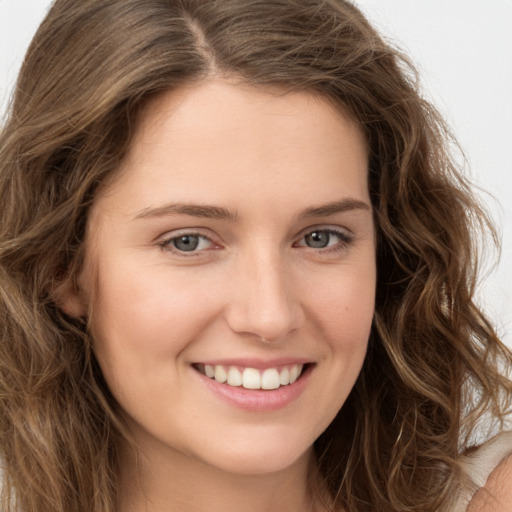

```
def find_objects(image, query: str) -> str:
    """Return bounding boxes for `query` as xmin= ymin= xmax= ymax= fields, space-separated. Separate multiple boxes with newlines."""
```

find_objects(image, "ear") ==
xmin=52 ymin=274 xmax=89 ymax=318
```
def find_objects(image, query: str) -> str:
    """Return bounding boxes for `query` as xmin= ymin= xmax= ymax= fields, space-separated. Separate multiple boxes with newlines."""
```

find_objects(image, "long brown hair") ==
xmin=1 ymin=1 xmax=510 ymax=511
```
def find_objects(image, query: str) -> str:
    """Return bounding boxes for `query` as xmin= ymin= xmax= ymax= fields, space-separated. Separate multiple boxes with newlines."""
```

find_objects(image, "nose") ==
xmin=224 ymin=248 xmax=303 ymax=343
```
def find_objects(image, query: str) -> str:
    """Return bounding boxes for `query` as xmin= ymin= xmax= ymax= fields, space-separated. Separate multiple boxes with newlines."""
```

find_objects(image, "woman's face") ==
xmin=69 ymin=80 xmax=376 ymax=476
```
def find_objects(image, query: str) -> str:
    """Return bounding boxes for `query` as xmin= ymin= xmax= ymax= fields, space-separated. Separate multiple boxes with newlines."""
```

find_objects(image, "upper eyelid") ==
xmin=294 ymin=228 xmax=353 ymax=246
xmin=295 ymin=224 xmax=354 ymax=240
xmin=157 ymin=227 xmax=217 ymax=243
xmin=157 ymin=231 xmax=216 ymax=251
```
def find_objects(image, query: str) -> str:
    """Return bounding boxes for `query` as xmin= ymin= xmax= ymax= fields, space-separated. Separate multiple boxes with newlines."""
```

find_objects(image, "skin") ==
xmin=468 ymin=455 xmax=512 ymax=511
xmin=63 ymin=79 xmax=376 ymax=512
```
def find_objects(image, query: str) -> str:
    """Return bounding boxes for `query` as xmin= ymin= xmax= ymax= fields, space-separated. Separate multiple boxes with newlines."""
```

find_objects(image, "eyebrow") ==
xmin=299 ymin=199 xmax=371 ymax=219
xmin=133 ymin=198 xmax=371 ymax=222
xmin=134 ymin=203 xmax=239 ymax=222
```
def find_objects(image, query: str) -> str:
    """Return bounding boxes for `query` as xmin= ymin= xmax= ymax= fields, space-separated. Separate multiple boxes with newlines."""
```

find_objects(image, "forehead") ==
xmin=135 ymin=80 xmax=365 ymax=150
xmin=92 ymin=79 xmax=369 ymax=221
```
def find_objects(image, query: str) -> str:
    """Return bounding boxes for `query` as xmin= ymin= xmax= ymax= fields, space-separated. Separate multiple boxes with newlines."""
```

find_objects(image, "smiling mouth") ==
xmin=193 ymin=363 xmax=310 ymax=390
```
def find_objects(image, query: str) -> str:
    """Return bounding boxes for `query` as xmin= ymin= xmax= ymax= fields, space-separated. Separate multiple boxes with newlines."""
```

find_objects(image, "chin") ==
xmin=195 ymin=427 xmax=315 ymax=476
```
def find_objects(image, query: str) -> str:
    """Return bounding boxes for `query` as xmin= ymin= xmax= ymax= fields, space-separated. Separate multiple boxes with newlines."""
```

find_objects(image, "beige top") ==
xmin=454 ymin=431 xmax=512 ymax=511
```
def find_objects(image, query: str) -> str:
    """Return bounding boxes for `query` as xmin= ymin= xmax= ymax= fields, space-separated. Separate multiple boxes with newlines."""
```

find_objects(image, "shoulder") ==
xmin=467 ymin=453 xmax=512 ymax=511
xmin=465 ymin=431 xmax=512 ymax=511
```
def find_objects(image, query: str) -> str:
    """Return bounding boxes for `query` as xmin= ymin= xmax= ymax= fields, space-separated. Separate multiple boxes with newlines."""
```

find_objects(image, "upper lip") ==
xmin=192 ymin=358 xmax=312 ymax=370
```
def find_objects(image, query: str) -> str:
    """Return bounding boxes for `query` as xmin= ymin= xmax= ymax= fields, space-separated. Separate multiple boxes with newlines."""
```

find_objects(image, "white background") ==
xmin=1 ymin=1 xmax=511 ymax=347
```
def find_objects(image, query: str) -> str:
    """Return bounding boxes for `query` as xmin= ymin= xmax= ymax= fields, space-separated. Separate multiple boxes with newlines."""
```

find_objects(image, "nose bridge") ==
xmin=226 ymin=243 xmax=300 ymax=342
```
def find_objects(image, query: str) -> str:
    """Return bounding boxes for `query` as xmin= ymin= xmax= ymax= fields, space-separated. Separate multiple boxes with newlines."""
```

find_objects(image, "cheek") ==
xmin=305 ymin=261 xmax=376 ymax=350
xmin=292 ymin=264 xmax=374 ymax=441
xmin=87 ymin=260 xmax=223 ymax=382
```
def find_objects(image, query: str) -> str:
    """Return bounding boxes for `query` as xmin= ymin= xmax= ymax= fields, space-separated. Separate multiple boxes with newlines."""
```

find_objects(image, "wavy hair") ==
xmin=0 ymin=1 xmax=511 ymax=511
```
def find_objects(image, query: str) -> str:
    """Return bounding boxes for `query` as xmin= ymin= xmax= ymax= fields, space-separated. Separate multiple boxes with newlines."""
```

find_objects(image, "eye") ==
xmin=295 ymin=228 xmax=353 ymax=251
xmin=304 ymin=230 xmax=333 ymax=249
xmin=160 ymin=233 xmax=214 ymax=253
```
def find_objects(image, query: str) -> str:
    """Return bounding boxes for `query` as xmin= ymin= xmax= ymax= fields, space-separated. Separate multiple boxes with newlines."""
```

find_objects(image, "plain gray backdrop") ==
xmin=1 ymin=0 xmax=511 ymax=347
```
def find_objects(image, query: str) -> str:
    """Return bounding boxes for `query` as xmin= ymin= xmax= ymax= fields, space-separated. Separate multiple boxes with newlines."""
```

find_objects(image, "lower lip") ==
xmin=196 ymin=365 xmax=313 ymax=412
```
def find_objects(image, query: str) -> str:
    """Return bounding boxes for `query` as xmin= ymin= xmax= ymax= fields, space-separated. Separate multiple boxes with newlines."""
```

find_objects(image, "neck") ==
xmin=117 ymin=440 xmax=317 ymax=512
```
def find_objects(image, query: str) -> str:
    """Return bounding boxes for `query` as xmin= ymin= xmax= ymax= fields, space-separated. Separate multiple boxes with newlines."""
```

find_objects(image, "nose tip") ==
xmin=225 ymin=257 xmax=302 ymax=343
xmin=227 ymin=301 xmax=300 ymax=343
xmin=241 ymin=302 xmax=297 ymax=343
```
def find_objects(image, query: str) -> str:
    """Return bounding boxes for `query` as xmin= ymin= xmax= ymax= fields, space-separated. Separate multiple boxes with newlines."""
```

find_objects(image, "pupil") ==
xmin=174 ymin=235 xmax=199 ymax=251
xmin=306 ymin=231 xmax=329 ymax=248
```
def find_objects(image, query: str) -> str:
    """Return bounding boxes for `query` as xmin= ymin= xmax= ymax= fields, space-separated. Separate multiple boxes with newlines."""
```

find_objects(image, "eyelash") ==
xmin=293 ymin=228 xmax=354 ymax=254
xmin=158 ymin=227 xmax=354 ymax=257
xmin=158 ymin=232 xmax=216 ymax=256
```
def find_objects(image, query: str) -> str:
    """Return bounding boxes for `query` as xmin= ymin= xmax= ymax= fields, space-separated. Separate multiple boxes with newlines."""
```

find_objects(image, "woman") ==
xmin=0 ymin=1 xmax=511 ymax=511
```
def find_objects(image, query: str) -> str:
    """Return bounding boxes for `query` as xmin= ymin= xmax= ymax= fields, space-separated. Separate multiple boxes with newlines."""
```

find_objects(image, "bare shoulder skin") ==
xmin=468 ymin=454 xmax=512 ymax=511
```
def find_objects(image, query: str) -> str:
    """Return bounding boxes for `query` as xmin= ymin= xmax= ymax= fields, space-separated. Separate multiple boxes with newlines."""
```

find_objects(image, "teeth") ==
xmin=289 ymin=364 xmax=301 ymax=384
xmin=199 ymin=363 xmax=305 ymax=390
xmin=279 ymin=367 xmax=290 ymax=385
xmin=261 ymin=368 xmax=280 ymax=390
xmin=227 ymin=367 xmax=242 ymax=386
xmin=242 ymin=368 xmax=261 ymax=389
xmin=214 ymin=365 xmax=227 ymax=383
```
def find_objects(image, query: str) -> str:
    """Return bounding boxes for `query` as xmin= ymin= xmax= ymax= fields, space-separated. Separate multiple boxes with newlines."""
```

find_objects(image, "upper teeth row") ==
xmin=203 ymin=364 xmax=304 ymax=390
